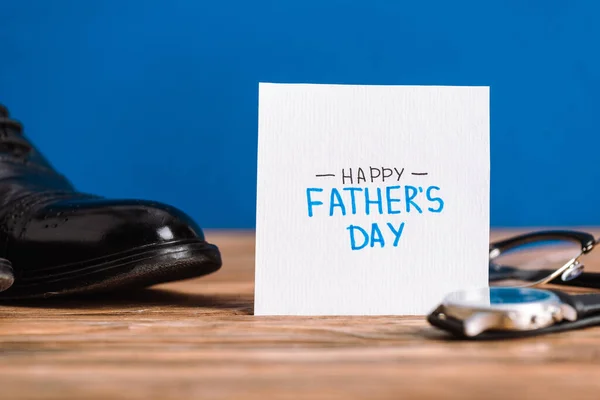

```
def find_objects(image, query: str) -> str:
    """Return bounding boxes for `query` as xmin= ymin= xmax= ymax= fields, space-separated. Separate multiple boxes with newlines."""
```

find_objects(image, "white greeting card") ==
xmin=255 ymin=83 xmax=489 ymax=316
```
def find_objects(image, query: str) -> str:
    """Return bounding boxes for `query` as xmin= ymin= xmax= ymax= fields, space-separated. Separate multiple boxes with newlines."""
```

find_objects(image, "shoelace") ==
xmin=0 ymin=104 xmax=33 ymax=157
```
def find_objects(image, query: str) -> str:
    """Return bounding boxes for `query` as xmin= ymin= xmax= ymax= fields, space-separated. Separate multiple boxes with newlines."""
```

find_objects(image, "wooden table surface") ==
xmin=2 ymin=230 xmax=600 ymax=400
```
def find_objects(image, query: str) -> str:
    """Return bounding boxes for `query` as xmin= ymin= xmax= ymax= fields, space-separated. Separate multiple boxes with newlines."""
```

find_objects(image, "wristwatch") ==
xmin=427 ymin=287 xmax=600 ymax=339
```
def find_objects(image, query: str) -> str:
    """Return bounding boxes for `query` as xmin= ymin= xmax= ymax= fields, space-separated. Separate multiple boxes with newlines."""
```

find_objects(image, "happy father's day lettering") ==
xmin=306 ymin=167 xmax=444 ymax=250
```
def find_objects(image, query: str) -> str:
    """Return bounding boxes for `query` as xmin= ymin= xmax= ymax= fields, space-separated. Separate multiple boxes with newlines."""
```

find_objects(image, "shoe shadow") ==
xmin=3 ymin=288 xmax=254 ymax=315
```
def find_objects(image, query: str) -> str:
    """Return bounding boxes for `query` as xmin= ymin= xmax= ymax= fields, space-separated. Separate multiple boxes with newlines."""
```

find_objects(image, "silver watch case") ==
xmin=432 ymin=287 xmax=577 ymax=337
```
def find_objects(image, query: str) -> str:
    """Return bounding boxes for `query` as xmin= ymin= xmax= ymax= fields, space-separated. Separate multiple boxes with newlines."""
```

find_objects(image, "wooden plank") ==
xmin=0 ymin=230 xmax=599 ymax=399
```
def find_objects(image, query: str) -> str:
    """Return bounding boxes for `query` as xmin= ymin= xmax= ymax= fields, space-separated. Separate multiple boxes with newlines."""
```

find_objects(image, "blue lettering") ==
xmin=426 ymin=186 xmax=444 ymax=213
xmin=370 ymin=223 xmax=385 ymax=248
xmin=386 ymin=185 xmax=401 ymax=214
xmin=387 ymin=222 xmax=405 ymax=246
xmin=343 ymin=187 xmax=363 ymax=215
xmin=404 ymin=186 xmax=422 ymax=214
xmin=329 ymin=188 xmax=346 ymax=216
xmin=306 ymin=188 xmax=323 ymax=217
xmin=364 ymin=187 xmax=383 ymax=215
xmin=347 ymin=225 xmax=369 ymax=250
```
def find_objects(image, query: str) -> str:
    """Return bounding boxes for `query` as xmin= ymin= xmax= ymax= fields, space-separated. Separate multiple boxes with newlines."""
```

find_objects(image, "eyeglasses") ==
xmin=489 ymin=230 xmax=600 ymax=289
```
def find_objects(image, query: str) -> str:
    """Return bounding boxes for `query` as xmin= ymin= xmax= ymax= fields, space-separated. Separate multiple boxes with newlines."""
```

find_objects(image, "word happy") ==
xmin=306 ymin=167 xmax=445 ymax=251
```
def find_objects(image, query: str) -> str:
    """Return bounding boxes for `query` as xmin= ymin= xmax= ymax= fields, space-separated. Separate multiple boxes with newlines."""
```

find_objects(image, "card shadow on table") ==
xmin=1 ymin=288 xmax=254 ymax=315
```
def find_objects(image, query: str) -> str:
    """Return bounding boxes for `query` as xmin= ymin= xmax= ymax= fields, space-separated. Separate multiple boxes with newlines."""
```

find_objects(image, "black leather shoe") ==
xmin=0 ymin=104 xmax=221 ymax=299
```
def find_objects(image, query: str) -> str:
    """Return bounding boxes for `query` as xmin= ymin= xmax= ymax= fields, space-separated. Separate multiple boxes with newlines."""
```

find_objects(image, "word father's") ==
xmin=306 ymin=167 xmax=445 ymax=251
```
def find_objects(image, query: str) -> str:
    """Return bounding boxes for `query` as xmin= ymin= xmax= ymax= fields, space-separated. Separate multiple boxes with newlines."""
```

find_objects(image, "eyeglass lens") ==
xmin=489 ymin=238 xmax=583 ymax=287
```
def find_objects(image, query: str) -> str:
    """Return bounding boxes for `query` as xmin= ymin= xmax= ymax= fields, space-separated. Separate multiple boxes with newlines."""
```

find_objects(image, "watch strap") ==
xmin=551 ymin=271 xmax=600 ymax=290
xmin=551 ymin=291 xmax=600 ymax=318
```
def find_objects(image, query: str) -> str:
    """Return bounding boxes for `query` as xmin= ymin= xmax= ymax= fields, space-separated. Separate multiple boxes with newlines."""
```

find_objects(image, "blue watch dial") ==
xmin=490 ymin=287 xmax=554 ymax=304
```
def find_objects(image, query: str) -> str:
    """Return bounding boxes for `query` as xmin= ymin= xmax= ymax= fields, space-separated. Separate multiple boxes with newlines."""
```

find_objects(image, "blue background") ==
xmin=1 ymin=0 xmax=598 ymax=228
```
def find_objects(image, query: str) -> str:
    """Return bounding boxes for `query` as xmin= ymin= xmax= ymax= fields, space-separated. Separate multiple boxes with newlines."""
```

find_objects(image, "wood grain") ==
xmin=1 ymin=229 xmax=600 ymax=400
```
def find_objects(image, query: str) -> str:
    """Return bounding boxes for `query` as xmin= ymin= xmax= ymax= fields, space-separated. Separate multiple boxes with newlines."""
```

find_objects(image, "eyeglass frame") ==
xmin=489 ymin=230 xmax=600 ymax=288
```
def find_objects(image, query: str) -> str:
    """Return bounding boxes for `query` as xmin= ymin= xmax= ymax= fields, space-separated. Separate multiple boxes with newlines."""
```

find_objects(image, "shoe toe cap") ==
xmin=93 ymin=199 xmax=206 ymax=245
xmin=20 ymin=198 xmax=206 ymax=262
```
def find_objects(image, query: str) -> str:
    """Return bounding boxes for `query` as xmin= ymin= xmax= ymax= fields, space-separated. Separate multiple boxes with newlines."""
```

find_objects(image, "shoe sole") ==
xmin=0 ymin=239 xmax=221 ymax=299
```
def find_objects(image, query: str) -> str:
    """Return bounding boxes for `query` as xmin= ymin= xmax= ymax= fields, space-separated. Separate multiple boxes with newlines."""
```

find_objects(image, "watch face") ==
xmin=444 ymin=287 xmax=557 ymax=309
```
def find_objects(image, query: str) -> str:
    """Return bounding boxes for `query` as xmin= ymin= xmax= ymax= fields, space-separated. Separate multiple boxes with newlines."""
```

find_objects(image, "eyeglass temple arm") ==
xmin=490 ymin=230 xmax=596 ymax=257
xmin=528 ymin=269 xmax=600 ymax=290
